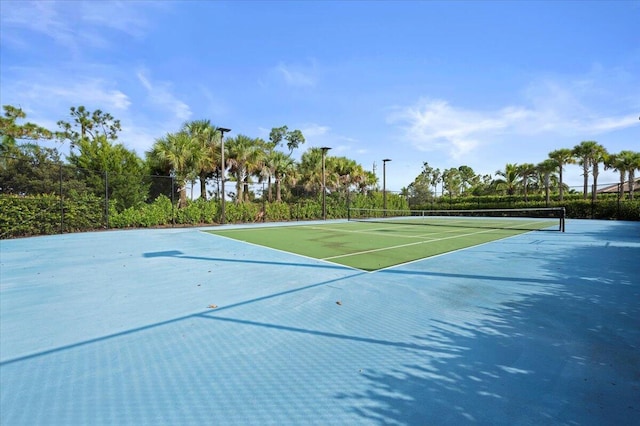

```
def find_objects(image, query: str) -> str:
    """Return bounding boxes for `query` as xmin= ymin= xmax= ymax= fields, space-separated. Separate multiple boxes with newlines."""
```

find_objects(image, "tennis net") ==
xmin=348 ymin=207 xmax=566 ymax=232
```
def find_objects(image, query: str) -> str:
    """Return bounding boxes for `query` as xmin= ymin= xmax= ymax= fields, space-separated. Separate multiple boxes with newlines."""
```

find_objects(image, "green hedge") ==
xmin=0 ymin=193 xmax=105 ymax=238
xmin=1 ymin=192 xmax=637 ymax=239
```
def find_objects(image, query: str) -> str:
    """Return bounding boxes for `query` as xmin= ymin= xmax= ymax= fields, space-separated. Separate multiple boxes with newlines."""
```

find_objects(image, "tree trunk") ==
xmin=558 ymin=165 xmax=564 ymax=202
xmin=199 ymin=172 xmax=207 ymax=200
xmin=582 ymin=163 xmax=589 ymax=199
xmin=276 ymin=177 xmax=282 ymax=202
xmin=178 ymin=186 xmax=188 ymax=208
xmin=545 ymin=175 xmax=550 ymax=205
xmin=619 ymin=171 xmax=625 ymax=200
xmin=592 ymin=163 xmax=599 ymax=202
xmin=243 ymin=176 xmax=250 ymax=202
xmin=235 ymin=171 xmax=243 ymax=203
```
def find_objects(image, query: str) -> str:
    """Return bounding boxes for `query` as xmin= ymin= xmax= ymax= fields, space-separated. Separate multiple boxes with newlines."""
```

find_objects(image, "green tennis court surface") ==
xmin=207 ymin=216 xmax=560 ymax=271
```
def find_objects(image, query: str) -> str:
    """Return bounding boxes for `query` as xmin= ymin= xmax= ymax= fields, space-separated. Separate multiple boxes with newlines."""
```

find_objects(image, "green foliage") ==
xmin=0 ymin=105 xmax=53 ymax=142
xmin=224 ymin=202 xmax=261 ymax=223
xmin=2 ymin=190 xmax=637 ymax=239
xmin=0 ymin=143 xmax=82 ymax=195
xmin=269 ymin=125 xmax=305 ymax=155
xmin=68 ymin=135 xmax=149 ymax=211
xmin=176 ymin=201 xmax=205 ymax=224
xmin=108 ymin=206 xmax=143 ymax=229
xmin=109 ymin=195 xmax=173 ymax=228
xmin=348 ymin=191 xmax=408 ymax=212
xmin=62 ymin=191 xmax=106 ymax=232
xmin=0 ymin=194 xmax=59 ymax=237
xmin=0 ymin=192 xmax=105 ymax=238
xmin=2 ymin=103 xmax=637 ymax=237
xmin=56 ymin=106 xmax=121 ymax=146
xmin=290 ymin=199 xmax=322 ymax=220
xmin=265 ymin=202 xmax=290 ymax=221
xmin=618 ymin=200 xmax=640 ymax=220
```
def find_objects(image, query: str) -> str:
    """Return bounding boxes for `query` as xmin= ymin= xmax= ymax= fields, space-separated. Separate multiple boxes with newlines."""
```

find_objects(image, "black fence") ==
xmin=1 ymin=154 xmax=638 ymax=239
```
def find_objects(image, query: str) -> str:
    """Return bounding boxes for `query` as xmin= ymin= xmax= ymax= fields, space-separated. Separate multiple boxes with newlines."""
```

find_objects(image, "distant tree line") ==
xmin=1 ymin=105 xmax=381 ymax=208
xmin=1 ymin=104 xmax=638 ymax=237
xmin=403 ymin=142 xmax=640 ymax=209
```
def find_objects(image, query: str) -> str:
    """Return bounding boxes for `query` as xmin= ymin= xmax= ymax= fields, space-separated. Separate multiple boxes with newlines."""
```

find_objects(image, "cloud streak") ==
xmin=388 ymin=76 xmax=638 ymax=161
xmin=274 ymin=62 xmax=318 ymax=87
xmin=136 ymin=70 xmax=192 ymax=123
xmin=4 ymin=73 xmax=131 ymax=112
xmin=0 ymin=1 xmax=158 ymax=54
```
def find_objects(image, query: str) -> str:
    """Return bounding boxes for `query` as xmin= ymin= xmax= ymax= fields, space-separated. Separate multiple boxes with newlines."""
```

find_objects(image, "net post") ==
xmin=560 ymin=207 xmax=566 ymax=232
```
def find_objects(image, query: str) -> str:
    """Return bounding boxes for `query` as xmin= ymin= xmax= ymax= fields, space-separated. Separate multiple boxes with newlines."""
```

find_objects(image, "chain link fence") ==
xmin=2 ymin=154 xmax=638 ymax=238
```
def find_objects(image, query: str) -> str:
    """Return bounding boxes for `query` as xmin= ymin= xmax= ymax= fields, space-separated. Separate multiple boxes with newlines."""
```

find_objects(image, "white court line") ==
xmin=303 ymin=225 xmax=442 ymax=240
xmin=322 ymin=220 xmax=551 ymax=260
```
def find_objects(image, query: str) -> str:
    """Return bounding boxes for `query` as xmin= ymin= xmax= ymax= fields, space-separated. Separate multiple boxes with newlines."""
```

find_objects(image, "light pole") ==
xmin=218 ymin=127 xmax=231 ymax=224
xmin=321 ymin=147 xmax=331 ymax=220
xmin=382 ymin=158 xmax=391 ymax=212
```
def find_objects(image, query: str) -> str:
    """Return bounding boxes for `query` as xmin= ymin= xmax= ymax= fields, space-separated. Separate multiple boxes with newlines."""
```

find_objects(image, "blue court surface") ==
xmin=1 ymin=219 xmax=639 ymax=425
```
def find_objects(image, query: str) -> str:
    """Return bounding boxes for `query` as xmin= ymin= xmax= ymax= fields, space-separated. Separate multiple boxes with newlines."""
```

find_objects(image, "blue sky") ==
xmin=1 ymin=0 xmax=639 ymax=192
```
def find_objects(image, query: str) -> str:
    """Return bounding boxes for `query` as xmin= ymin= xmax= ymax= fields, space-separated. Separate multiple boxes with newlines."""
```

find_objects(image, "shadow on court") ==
xmin=332 ymin=223 xmax=640 ymax=425
xmin=1 ymin=220 xmax=638 ymax=425
xmin=143 ymin=249 xmax=355 ymax=271
xmin=0 ymin=267 xmax=364 ymax=367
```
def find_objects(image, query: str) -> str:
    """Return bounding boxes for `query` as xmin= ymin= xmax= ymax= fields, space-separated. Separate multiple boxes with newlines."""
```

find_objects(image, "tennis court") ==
xmin=207 ymin=208 xmax=565 ymax=271
xmin=1 ymin=218 xmax=638 ymax=425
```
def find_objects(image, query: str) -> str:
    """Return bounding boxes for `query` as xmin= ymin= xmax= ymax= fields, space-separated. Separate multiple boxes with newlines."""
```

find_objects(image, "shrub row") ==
xmin=1 ymin=192 xmax=637 ymax=239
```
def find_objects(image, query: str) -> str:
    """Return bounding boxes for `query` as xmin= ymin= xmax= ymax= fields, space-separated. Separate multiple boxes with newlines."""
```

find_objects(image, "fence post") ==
xmin=171 ymin=174 xmax=175 ymax=227
xmin=105 ymin=171 xmax=109 ymax=229
xmin=59 ymin=163 xmax=64 ymax=234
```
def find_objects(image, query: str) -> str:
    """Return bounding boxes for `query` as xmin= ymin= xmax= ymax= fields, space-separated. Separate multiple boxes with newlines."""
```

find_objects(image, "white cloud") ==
xmin=300 ymin=123 xmax=330 ymax=137
xmin=136 ymin=70 xmax=192 ymax=122
xmin=5 ymin=74 xmax=130 ymax=112
xmin=80 ymin=2 xmax=153 ymax=39
xmin=1 ymin=1 xmax=77 ymax=51
xmin=388 ymin=99 xmax=509 ymax=159
xmin=0 ymin=0 xmax=159 ymax=53
xmin=388 ymin=75 xmax=638 ymax=162
xmin=274 ymin=62 xmax=317 ymax=87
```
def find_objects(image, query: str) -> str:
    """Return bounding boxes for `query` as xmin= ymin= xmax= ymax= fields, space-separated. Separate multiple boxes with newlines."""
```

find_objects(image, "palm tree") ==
xmin=537 ymin=159 xmax=558 ymax=206
xmin=628 ymin=152 xmax=640 ymax=200
xmin=331 ymin=156 xmax=363 ymax=194
xmin=183 ymin=120 xmax=220 ymax=200
xmin=517 ymin=163 xmax=537 ymax=202
xmin=243 ymin=138 xmax=267 ymax=202
xmin=590 ymin=144 xmax=608 ymax=202
xmin=262 ymin=146 xmax=279 ymax=202
xmin=147 ymin=131 xmax=195 ymax=208
xmin=324 ymin=156 xmax=341 ymax=192
xmin=573 ymin=140 xmax=601 ymax=199
xmin=270 ymin=151 xmax=295 ymax=201
xmin=548 ymin=148 xmax=575 ymax=201
xmin=606 ymin=151 xmax=628 ymax=199
xmin=359 ymin=170 xmax=378 ymax=194
xmin=609 ymin=151 xmax=640 ymax=200
xmin=298 ymin=148 xmax=325 ymax=193
xmin=493 ymin=163 xmax=519 ymax=196
xmin=226 ymin=134 xmax=258 ymax=203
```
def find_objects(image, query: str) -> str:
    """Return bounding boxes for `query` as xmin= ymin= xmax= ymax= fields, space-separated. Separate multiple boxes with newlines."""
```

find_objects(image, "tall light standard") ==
xmin=218 ymin=127 xmax=231 ymax=224
xmin=321 ymin=147 xmax=331 ymax=220
xmin=382 ymin=158 xmax=391 ymax=212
